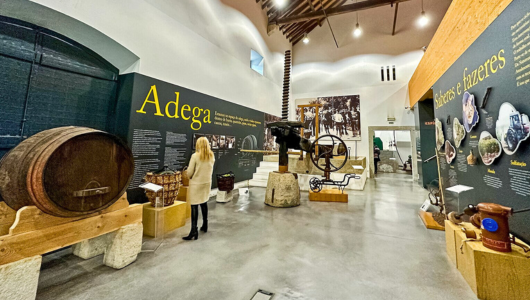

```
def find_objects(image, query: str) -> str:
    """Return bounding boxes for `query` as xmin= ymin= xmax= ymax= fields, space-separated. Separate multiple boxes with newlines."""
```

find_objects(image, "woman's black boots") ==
xmin=182 ymin=227 xmax=198 ymax=240
xmin=183 ymin=205 xmax=199 ymax=240
xmin=200 ymin=202 xmax=208 ymax=233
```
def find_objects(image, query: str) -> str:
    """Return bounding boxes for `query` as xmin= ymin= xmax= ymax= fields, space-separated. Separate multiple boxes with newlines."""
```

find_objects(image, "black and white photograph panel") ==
xmin=211 ymin=135 xmax=220 ymax=149
xmin=263 ymin=113 xmax=282 ymax=151
xmin=295 ymin=95 xmax=361 ymax=141
xmin=226 ymin=136 xmax=236 ymax=149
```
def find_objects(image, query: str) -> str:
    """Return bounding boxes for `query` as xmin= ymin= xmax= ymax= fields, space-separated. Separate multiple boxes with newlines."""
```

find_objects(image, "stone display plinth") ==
xmin=265 ymin=172 xmax=300 ymax=208
xmin=217 ymin=190 xmax=235 ymax=203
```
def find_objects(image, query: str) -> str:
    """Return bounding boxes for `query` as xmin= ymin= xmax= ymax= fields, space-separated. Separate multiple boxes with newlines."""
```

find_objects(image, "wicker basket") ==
xmin=143 ymin=167 xmax=181 ymax=207
xmin=216 ymin=171 xmax=235 ymax=192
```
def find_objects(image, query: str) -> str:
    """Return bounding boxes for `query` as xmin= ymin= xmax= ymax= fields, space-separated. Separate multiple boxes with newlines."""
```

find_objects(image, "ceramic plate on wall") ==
xmin=453 ymin=118 xmax=466 ymax=148
xmin=445 ymin=140 xmax=456 ymax=163
xmin=462 ymin=92 xmax=479 ymax=133
xmin=478 ymin=131 xmax=502 ymax=166
xmin=436 ymin=118 xmax=444 ymax=150
xmin=495 ymin=102 xmax=530 ymax=155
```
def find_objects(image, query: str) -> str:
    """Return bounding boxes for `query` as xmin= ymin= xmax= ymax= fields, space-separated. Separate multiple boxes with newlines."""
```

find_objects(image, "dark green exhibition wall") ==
xmin=0 ymin=16 xmax=118 ymax=158
xmin=416 ymin=99 xmax=438 ymax=189
xmin=433 ymin=0 xmax=530 ymax=243
xmin=116 ymin=73 xmax=268 ymax=203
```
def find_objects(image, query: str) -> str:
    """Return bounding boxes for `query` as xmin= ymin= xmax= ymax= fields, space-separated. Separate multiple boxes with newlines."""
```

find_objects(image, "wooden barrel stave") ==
xmin=0 ymin=127 xmax=77 ymax=209
xmin=37 ymin=131 xmax=133 ymax=215
xmin=28 ymin=128 xmax=101 ymax=215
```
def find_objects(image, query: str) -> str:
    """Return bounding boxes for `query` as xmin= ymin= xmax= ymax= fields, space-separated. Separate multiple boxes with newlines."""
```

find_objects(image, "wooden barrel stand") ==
xmin=0 ymin=126 xmax=134 ymax=217
xmin=309 ymin=189 xmax=348 ymax=203
xmin=0 ymin=193 xmax=143 ymax=300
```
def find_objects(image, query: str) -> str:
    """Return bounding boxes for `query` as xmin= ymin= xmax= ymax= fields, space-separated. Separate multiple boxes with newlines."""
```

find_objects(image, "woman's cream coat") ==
xmin=186 ymin=153 xmax=215 ymax=205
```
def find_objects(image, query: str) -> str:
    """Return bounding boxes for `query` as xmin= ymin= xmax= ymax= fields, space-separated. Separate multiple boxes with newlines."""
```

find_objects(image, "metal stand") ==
xmin=139 ymin=183 xmax=164 ymax=253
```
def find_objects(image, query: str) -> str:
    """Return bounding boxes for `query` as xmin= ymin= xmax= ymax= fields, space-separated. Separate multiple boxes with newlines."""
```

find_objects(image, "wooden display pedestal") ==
xmin=445 ymin=220 xmax=530 ymax=300
xmin=177 ymin=186 xmax=191 ymax=219
xmin=309 ymin=189 xmax=348 ymax=203
xmin=418 ymin=210 xmax=444 ymax=231
xmin=142 ymin=201 xmax=186 ymax=237
xmin=0 ymin=193 xmax=143 ymax=300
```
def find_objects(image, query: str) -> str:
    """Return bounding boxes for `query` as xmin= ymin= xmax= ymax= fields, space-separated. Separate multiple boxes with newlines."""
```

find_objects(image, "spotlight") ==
xmin=274 ymin=0 xmax=287 ymax=8
xmin=302 ymin=33 xmax=309 ymax=44
xmin=418 ymin=11 xmax=429 ymax=27
xmin=353 ymin=9 xmax=362 ymax=38
xmin=353 ymin=23 xmax=362 ymax=38
xmin=418 ymin=0 xmax=428 ymax=27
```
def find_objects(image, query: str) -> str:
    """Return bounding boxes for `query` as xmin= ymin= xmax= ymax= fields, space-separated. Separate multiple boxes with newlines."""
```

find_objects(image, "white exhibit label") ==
xmin=139 ymin=182 xmax=164 ymax=192
xmin=445 ymin=185 xmax=474 ymax=194
xmin=420 ymin=199 xmax=431 ymax=212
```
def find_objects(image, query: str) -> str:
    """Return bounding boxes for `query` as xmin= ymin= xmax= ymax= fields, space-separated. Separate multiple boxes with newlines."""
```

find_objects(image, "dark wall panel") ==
xmin=116 ymin=73 xmax=268 ymax=204
xmin=0 ymin=56 xmax=30 ymax=137
xmin=417 ymin=99 xmax=438 ymax=188
xmin=433 ymin=0 xmax=530 ymax=243
xmin=0 ymin=22 xmax=35 ymax=61
xmin=0 ymin=17 xmax=118 ymax=158
xmin=39 ymin=33 xmax=116 ymax=80
xmin=24 ymin=66 xmax=115 ymax=136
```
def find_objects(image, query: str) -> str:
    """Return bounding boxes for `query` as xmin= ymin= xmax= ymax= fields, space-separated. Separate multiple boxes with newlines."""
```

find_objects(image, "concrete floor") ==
xmin=37 ymin=173 xmax=477 ymax=300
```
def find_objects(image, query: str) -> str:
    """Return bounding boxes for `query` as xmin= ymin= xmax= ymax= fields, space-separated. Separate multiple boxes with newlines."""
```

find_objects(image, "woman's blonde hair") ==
xmin=196 ymin=137 xmax=214 ymax=161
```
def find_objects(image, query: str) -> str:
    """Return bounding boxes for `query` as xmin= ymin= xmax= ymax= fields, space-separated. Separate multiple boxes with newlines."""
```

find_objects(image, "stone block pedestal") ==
xmin=72 ymin=222 xmax=143 ymax=269
xmin=0 ymin=256 xmax=41 ymax=300
xmin=265 ymin=172 xmax=300 ymax=208
xmin=72 ymin=234 xmax=109 ymax=259
xmin=103 ymin=223 xmax=143 ymax=269
xmin=0 ymin=196 xmax=142 ymax=300
xmin=0 ymin=222 xmax=143 ymax=300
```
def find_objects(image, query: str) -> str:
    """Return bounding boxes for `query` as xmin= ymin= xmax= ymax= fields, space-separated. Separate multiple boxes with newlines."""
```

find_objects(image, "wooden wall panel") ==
xmin=408 ymin=0 xmax=514 ymax=106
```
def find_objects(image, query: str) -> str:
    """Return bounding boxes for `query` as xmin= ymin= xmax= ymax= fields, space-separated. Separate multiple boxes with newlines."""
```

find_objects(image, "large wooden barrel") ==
xmin=0 ymin=127 xmax=134 ymax=217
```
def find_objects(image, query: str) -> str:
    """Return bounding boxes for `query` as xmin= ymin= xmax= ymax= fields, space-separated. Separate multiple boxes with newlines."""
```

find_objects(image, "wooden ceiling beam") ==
xmin=312 ymin=0 xmax=348 ymax=29
xmin=272 ymin=0 xmax=411 ymax=25
xmin=262 ymin=0 xmax=272 ymax=10
xmin=284 ymin=0 xmax=341 ymax=35
xmin=307 ymin=0 xmax=316 ymax=11
xmin=277 ymin=0 xmax=317 ymax=30
xmin=281 ymin=0 xmax=346 ymax=44
xmin=280 ymin=0 xmax=333 ymax=34
xmin=292 ymin=22 xmax=319 ymax=45
xmin=256 ymin=0 xmax=347 ymax=45
xmin=289 ymin=23 xmax=317 ymax=42
xmin=288 ymin=20 xmax=316 ymax=39
xmin=270 ymin=0 xmax=306 ymax=18
xmin=408 ymin=0 xmax=513 ymax=106
xmin=283 ymin=22 xmax=305 ymax=37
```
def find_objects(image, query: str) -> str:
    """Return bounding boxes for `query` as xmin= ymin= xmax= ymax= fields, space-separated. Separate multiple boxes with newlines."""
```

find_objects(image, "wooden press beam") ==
xmin=271 ymin=0 xmax=410 ymax=25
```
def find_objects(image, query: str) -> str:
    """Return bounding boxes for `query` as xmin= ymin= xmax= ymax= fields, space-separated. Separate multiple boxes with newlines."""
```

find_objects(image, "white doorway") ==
xmin=368 ymin=126 xmax=418 ymax=180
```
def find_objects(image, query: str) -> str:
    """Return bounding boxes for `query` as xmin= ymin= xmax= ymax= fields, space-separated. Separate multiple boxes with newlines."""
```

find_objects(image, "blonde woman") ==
xmin=183 ymin=137 xmax=215 ymax=241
